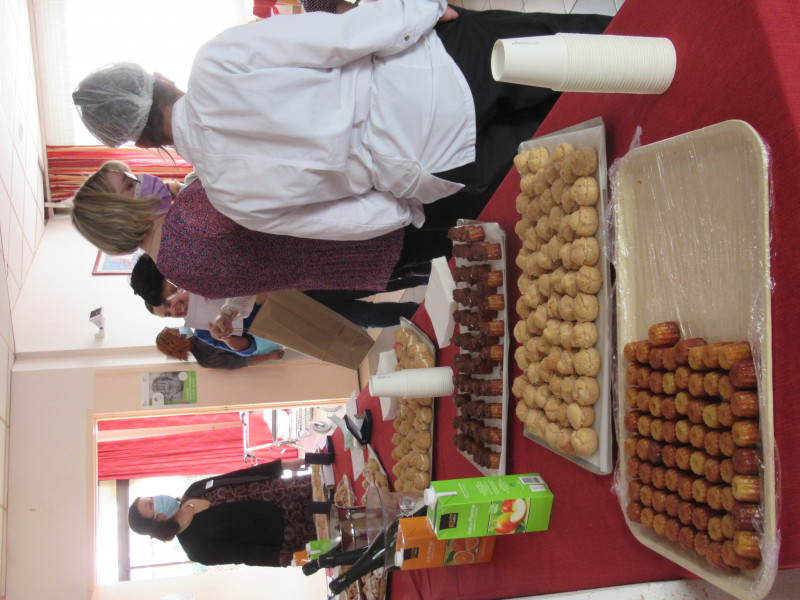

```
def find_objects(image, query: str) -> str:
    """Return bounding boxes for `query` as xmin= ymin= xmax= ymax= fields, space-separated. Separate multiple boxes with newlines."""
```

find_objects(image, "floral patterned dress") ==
xmin=195 ymin=474 xmax=316 ymax=567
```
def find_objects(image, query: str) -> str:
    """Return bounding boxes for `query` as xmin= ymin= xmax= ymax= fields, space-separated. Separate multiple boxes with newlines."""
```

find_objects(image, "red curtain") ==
xmin=97 ymin=412 xmax=297 ymax=481
xmin=46 ymin=145 xmax=193 ymax=203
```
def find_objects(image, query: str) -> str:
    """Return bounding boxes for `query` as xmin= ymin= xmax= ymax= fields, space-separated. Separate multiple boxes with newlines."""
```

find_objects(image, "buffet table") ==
xmin=332 ymin=0 xmax=800 ymax=598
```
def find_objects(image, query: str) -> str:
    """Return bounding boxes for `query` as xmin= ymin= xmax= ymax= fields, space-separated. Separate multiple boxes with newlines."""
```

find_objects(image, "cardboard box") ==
xmin=425 ymin=474 xmax=553 ymax=539
xmin=396 ymin=517 xmax=495 ymax=570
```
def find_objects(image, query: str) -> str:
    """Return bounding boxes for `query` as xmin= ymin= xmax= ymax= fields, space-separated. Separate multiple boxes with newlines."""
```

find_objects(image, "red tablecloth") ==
xmin=333 ymin=1 xmax=800 ymax=598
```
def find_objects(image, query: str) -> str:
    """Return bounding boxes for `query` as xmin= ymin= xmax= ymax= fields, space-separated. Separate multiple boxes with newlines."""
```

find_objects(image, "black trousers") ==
xmin=426 ymin=9 xmax=613 ymax=229
xmin=304 ymin=274 xmax=426 ymax=328
xmin=387 ymin=10 xmax=613 ymax=282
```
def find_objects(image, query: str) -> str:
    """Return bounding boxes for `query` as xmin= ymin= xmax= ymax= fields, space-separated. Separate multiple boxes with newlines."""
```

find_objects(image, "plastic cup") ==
xmin=492 ymin=34 xmax=676 ymax=95
xmin=368 ymin=367 xmax=454 ymax=399
xmin=491 ymin=35 xmax=568 ymax=88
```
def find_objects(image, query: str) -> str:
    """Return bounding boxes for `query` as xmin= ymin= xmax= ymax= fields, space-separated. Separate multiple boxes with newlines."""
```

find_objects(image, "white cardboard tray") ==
xmin=518 ymin=118 xmax=613 ymax=475
xmin=452 ymin=220 xmax=509 ymax=477
xmin=613 ymin=120 xmax=776 ymax=600
xmin=389 ymin=319 xmax=436 ymax=483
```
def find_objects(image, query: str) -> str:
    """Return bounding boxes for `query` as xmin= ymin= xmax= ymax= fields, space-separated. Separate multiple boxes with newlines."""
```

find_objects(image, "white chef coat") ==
xmin=171 ymin=0 xmax=476 ymax=241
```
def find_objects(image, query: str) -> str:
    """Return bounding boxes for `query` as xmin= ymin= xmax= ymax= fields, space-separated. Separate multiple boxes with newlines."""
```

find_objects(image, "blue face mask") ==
xmin=152 ymin=495 xmax=180 ymax=519
xmin=135 ymin=174 xmax=173 ymax=214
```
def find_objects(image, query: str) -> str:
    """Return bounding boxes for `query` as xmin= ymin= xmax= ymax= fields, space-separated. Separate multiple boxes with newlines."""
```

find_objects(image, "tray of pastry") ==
xmin=613 ymin=121 xmax=776 ymax=599
xmin=333 ymin=474 xmax=356 ymax=508
xmin=511 ymin=117 xmax=613 ymax=474
xmin=449 ymin=220 xmax=509 ymax=476
xmin=398 ymin=317 xmax=436 ymax=362
xmin=311 ymin=465 xmax=330 ymax=540
xmin=358 ymin=444 xmax=390 ymax=504
xmin=331 ymin=566 xmax=387 ymax=600
xmin=388 ymin=323 xmax=435 ymax=492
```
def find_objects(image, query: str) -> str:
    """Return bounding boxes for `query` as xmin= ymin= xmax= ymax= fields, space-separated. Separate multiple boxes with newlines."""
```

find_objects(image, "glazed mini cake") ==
xmin=622 ymin=322 xmax=764 ymax=573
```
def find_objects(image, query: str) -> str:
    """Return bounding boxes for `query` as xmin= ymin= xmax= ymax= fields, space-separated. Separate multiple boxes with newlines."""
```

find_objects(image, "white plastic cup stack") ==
xmin=491 ymin=33 xmax=676 ymax=94
xmin=369 ymin=367 xmax=455 ymax=399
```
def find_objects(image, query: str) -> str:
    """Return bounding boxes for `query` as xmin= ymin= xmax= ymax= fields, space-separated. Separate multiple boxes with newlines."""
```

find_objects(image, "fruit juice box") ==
xmin=424 ymin=474 xmax=553 ymax=540
xmin=306 ymin=538 xmax=333 ymax=558
xmin=395 ymin=517 xmax=496 ymax=570
xmin=291 ymin=550 xmax=309 ymax=567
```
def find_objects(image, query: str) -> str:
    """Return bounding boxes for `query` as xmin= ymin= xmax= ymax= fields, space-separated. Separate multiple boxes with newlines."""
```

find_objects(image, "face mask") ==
xmin=135 ymin=174 xmax=173 ymax=214
xmin=152 ymin=495 xmax=180 ymax=519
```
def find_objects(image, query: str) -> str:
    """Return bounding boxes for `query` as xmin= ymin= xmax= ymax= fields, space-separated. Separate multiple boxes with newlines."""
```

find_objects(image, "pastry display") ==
xmin=360 ymin=448 xmax=390 ymax=504
xmin=621 ymin=322 xmax=764 ymax=573
xmin=310 ymin=465 xmax=330 ymax=541
xmin=333 ymin=474 xmax=355 ymax=508
xmin=448 ymin=224 xmax=486 ymax=243
xmin=511 ymin=143 xmax=605 ymax=461
xmin=388 ymin=321 xmax=436 ymax=492
xmin=449 ymin=222 xmax=509 ymax=475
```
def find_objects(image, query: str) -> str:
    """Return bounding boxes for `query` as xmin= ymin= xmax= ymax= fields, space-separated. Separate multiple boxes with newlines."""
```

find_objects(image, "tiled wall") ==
xmin=1 ymin=0 xmax=46 ymax=309
xmin=0 ymin=0 xmax=47 ymax=597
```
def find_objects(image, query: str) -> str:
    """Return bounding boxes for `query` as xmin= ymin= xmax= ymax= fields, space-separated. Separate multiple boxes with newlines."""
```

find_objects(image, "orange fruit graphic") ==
xmin=448 ymin=538 xmax=468 ymax=552
xmin=453 ymin=550 xmax=476 ymax=564
xmin=464 ymin=538 xmax=479 ymax=552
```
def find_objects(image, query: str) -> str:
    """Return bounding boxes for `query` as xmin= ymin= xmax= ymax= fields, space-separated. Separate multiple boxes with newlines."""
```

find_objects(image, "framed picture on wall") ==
xmin=92 ymin=248 xmax=145 ymax=275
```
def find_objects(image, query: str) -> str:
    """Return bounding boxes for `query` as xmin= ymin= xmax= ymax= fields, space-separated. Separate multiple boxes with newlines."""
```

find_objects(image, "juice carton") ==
xmin=423 ymin=474 xmax=553 ymax=540
xmin=306 ymin=538 xmax=333 ymax=559
xmin=395 ymin=517 xmax=495 ymax=570
xmin=291 ymin=550 xmax=309 ymax=567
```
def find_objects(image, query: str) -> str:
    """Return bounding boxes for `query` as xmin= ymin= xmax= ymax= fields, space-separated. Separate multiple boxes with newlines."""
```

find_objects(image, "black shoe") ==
xmin=345 ymin=410 xmax=373 ymax=445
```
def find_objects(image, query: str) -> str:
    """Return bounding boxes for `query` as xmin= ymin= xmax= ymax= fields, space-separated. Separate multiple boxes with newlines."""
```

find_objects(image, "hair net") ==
xmin=72 ymin=63 xmax=155 ymax=148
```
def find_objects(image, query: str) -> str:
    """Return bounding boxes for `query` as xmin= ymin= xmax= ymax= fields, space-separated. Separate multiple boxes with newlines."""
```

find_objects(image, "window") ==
xmin=33 ymin=0 xmax=253 ymax=145
xmin=96 ymin=405 xmax=341 ymax=582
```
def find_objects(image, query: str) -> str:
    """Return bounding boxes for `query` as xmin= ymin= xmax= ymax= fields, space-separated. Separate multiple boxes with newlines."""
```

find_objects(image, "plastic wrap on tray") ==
xmin=610 ymin=120 xmax=778 ymax=600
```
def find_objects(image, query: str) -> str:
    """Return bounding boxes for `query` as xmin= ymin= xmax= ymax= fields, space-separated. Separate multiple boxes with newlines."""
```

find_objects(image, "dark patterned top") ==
xmin=300 ymin=0 xmax=338 ymax=13
xmin=157 ymin=180 xmax=404 ymax=299
xmin=195 ymin=475 xmax=315 ymax=567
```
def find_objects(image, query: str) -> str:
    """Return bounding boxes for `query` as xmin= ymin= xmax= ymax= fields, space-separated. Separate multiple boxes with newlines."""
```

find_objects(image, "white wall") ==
xmin=12 ymin=215 xmax=176 ymax=357
xmin=8 ymin=366 xmax=95 ymax=600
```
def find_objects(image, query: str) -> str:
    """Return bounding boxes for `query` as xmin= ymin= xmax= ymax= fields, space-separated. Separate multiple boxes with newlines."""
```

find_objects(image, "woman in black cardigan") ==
xmin=128 ymin=457 xmax=331 ymax=567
